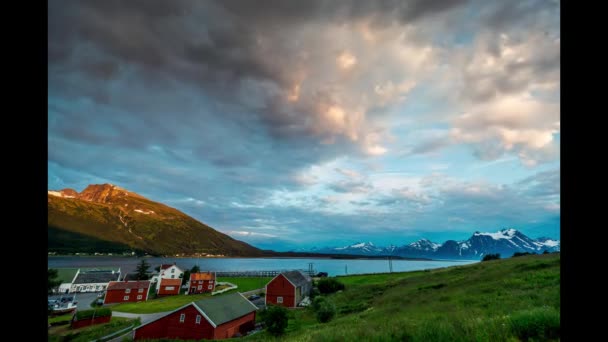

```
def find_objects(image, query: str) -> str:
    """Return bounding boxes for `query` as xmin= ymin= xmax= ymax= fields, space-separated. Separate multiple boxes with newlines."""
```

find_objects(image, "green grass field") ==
xmin=47 ymin=316 xmax=138 ymax=342
xmin=110 ymin=277 xmax=271 ymax=314
xmin=243 ymin=253 xmax=560 ymax=341
xmin=218 ymin=277 xmax=271 ymax=292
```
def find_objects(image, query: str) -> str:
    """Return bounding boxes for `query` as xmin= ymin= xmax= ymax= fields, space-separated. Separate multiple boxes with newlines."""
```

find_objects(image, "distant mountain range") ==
xmin=48 ymin=183 xmax=265 ymax=256
xmin=303 ymin=229 xmax=560 ymax=260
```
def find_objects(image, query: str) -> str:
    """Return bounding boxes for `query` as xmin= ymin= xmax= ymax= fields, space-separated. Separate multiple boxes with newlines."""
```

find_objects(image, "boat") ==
xmin=48 ymin=295 xmax=78 ymax=316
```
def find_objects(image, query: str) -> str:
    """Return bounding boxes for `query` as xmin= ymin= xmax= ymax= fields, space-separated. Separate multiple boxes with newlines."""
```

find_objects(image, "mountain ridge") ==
xmin=48 ymin=183 xmax=264 ymax=257
xmin=303 ymin=228 xmax=560 ymax=260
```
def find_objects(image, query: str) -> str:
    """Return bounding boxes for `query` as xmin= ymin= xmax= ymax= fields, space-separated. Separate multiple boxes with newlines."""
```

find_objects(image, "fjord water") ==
xmin=48 ymin=256 xmax=477 ymax=276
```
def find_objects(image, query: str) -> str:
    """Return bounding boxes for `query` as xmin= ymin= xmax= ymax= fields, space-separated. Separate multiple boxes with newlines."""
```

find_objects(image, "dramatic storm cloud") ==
xmin=48 ymin=0 xmax=560 ymax=250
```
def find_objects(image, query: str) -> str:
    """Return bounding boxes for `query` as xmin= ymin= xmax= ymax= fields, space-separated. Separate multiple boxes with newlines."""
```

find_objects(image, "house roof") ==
xmin=134 ymin=293 xmax=257 ymax=332
xmin=281 ymin=270 xmax=312 ymax=288
xmin=190 ymin=272 xmax=215 ymax=281
xmin=160 ymin=264 xmax=173 ymax=270
xmin=107 ymin=280 xmax=150 ymax=290
xmin=159 ymin=278 xmax=182 ymax=286
xmin=73 ymin=270 xmax=120 ymax=284
xmin=193 ymin=293 xmax=257 ymax=326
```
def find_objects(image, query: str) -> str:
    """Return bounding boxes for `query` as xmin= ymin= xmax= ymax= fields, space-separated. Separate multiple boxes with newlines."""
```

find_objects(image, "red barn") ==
xmin=188 ymin=272 xmax=216 ymax=294
xmin=133 ymin=292 xmax=258 ymax=340
xmin=157 ymin=278 xmax=182 ymax=296
xmin=104 ymin=280 xmax=150 ymax=304
xmin=265 ymin=270 xmax=312 ymax=308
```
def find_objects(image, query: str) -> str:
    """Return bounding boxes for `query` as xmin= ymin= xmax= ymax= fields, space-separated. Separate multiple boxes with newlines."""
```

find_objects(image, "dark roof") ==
xmin=73 ymin=270 xmax=120 ymax=284
xmin=193 ymin=293 xmax=257 ymax=326
xmin=160 ymin=264 xmax=173 ymax=270
xmin=107 ymin=280 xmax=150 ymax=290
xmin=282 ymin=270 xmax=312 ymax=288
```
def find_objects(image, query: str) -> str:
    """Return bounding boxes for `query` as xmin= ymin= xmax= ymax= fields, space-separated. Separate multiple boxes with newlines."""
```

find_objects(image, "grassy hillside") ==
xmin=245 ymin=253 xmax=560 ymax=341
xmin=47 ymin=186 xmax=264 ymax=257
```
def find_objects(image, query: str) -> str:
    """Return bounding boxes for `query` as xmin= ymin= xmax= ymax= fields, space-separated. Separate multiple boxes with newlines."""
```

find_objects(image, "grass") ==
xmin=110 ymin=293 xmax=211 ymax=314
xmin=48 ymin=316 xmax=138 ymax=342
xmin=110 ymin=277 xmax=270 ymax=314
xmin=218 ymin=277 xmax=271 ymax=292
xmin=242 ymin=253 xmax=560 ymax=341
xmin=48 ymin=313 xmax=73 ymax=325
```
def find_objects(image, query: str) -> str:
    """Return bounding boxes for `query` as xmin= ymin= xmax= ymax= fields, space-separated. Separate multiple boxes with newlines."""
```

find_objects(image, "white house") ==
xmin=159 ymin=263 xmax=183 ymax=280
xmin=69 ymin=268 xmax=121 ymax=293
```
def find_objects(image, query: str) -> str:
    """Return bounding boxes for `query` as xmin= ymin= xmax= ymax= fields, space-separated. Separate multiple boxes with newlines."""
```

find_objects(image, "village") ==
xmin=48 ymin=262 xmax=320 ymax=341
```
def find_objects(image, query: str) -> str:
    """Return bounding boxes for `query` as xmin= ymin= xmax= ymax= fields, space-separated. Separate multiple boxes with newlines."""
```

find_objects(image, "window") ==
xmin=171 ymin=269 xmax=175 ymax=273
xmin=208 ymin=285 xmax=213 ymax=289
xmin=199 ymin=280 xmax=203 ymax=284
xmin=180 ymin=313 xmax=186 ymax=323
xmin=196 ymin=315 xmax=201 ymax=324
xmin=125 ymin=288 xmax=131 ymax=294
xmin=137 ymin=295 xmax=142 ymax=300
xmin=124 ymin=296 xmax=129 ymax=301
xmin=209 ymin=280 xmax=214 ymax=283
xmin=138 ymin=288 xmax=144 ymax=293
xmin=277 ymin=296 xmax=283 ymax=303
xmin=171 ymin=275 xmax=175 ymax=278
xmin=198 ymin=285 xmax=202 ymax=290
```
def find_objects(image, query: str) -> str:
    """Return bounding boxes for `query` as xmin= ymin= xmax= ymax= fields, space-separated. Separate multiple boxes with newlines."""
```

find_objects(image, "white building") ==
xmin=69 ymin=268 xmax=121 ymax=293
xmin=159 ymin=263 xmax=183 ymax=280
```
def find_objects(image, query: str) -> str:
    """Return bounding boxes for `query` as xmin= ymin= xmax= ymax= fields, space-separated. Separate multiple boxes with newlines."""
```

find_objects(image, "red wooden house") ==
xmin=188 ymin=272 xmax=216 ymax=294
xmin=157 ymin=278 xmax=182 ymax=296
xmin=104 ymin=280 xmax=150 ymax=304
xmin=133 ymin=292 xmax=258 ymax=340
xmin=265 ymin=270 xmax=312 ymax=308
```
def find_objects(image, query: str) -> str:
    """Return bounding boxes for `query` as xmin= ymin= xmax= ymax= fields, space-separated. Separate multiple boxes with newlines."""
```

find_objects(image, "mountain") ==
xmin=48 ymin=184 xmax=264 ymax=257
xmin=306 ymin=229 xmax=560 ymax=260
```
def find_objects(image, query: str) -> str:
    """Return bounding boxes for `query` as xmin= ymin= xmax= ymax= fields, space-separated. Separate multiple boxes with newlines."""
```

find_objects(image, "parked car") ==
xmin=248 ymin=294 xmax=261 ymax=301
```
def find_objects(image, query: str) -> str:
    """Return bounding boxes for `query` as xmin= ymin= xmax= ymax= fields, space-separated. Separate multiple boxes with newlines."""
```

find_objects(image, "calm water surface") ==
xmin=48 ymin=256 xmax=477 ymax=276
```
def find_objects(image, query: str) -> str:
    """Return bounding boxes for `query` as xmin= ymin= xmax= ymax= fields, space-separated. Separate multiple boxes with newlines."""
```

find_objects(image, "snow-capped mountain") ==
xmin=306 ymin=229 xmax=560 ymax=260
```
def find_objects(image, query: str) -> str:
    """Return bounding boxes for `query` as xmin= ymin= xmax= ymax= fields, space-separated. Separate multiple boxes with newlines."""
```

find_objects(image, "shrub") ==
xmin=312 ymin=296 xmax=327 ymax=311
xmin=75 ymin=308 xmax=112 ymax=320
xmin=317 ymin=278 xmax=345 ymax=294
xmin=510 ymin=307 xmax=560 ymax=341
xmin=482 ymin=253 xmax=501 ymax=261
xmin=315 ymin=299 xmax=336 ymax=323
xmin=259 ymin=305 xmax=288 ymax=336
xmin=310 ymin=287 xmax=320 ymax=299
xmin=513 ymin=252 xmax=535 ymax=257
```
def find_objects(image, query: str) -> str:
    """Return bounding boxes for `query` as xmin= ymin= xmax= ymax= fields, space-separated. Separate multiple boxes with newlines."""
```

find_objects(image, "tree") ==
xmin=260 ymin=305 xmax=288 ymax=336
xmin=190 ymin=265 xmax=200 ymax=273
xmin=315 ymin=299 xmax=336 ymax=323
xmin=317 ymin=278 xmax=345 ymax=294
xmin=135 ymin=259 xmax=151 ymax=280
xmin=482 ymin=253 xmax=501 ymax=261
xmin=48 ymin=269 xmax=61 ymax=295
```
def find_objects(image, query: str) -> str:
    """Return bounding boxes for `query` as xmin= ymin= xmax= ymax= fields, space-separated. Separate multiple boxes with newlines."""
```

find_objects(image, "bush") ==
xmin=510 ymin=307 xmax=560 ymax=341
xmin=317 ymin=278 xmax=345 ymax=294
xmin=75 ymin=308 xmax=112 ymax=320
xmin=512 ymin=252 xmax=535 ymax=257
xmin=482 ymin=253 xmax=501 ymax=261
xmin=259 ymin=305 xmax=288 ymax=336
xmin=312 ymin=296 xmax=327 ymax=311
xmin=315 ymin=299 xmax=336 ymax=323
xmin=310 ymin=287 xmax=320 ymax=299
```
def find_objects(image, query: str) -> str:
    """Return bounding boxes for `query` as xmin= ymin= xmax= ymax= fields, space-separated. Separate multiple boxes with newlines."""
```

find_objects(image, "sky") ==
xmin=48 ymin=0 xmax=560 ymax=251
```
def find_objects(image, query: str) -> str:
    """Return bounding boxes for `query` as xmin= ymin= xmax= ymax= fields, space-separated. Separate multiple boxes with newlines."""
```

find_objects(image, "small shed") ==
xmin=157 ymin=278 xmax=182 ymax=296
xmin=188 ymin=272 xmax=216 ymax=294
xmin=133 ymin=292 xmax=257 ymax=340
xmin=265 ymin=270 xmax=312 ymax=308
xmin=104 ymin=280 xmax=151 ymax=304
